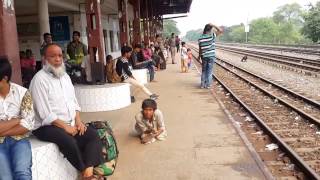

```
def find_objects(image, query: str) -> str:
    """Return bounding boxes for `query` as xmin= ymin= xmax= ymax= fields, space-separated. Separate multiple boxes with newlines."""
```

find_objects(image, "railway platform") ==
xmin=80 ymin=55 xmax=268 ymax=180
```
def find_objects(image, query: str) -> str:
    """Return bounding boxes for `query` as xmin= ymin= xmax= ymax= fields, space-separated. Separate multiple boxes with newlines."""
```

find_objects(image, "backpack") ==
xmin=87 ymin=121 xmax=119 ymax=177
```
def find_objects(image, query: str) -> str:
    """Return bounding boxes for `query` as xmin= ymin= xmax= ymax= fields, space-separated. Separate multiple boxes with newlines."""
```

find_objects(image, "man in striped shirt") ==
xmin=198 ymin=23 xmax=223 ymax=88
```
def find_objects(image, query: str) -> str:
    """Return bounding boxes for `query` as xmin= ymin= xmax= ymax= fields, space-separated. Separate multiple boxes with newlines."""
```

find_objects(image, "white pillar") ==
xmin=38 ymin=0 xmax=50 ymax=43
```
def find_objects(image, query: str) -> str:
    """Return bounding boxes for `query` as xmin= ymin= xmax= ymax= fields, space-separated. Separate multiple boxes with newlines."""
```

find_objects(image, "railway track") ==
xmin=217 ymin=42 xmax=320 ymax=56
xmin=216 ymin=45 xmax=320 ymax=74
xmin=189 ymin=45 xmax=320 ymax=179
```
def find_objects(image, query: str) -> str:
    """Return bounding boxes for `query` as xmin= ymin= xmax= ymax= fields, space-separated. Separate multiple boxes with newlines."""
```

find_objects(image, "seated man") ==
xmin=130 ymin=44 xmax=155 ymax=82
xmin=135 ymin=99 xmax=167 ymax=144
xmin=29 ymin=44 xmax=104 ymax=179
xmin=0 ymin=57 xmax=35 ymax=180
xmin=116 ymin=46 xmax=159 ymax=100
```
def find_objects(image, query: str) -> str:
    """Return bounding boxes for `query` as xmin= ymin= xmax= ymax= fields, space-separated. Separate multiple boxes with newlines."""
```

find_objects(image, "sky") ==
xmin=172 ymin=0 xmax=319 ymax=36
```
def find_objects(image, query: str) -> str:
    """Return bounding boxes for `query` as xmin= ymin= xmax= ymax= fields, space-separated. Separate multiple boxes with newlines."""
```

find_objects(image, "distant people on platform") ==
xmin=180 ymin=42 xmax=188 ymax=73
xmin=168 ymin=33 xmax=176 ymax=64
xmin=175 ymin=35 xmax=181 ymax=53
xmin=29 ymin=44 xmax=104 ymax=179
xmin=187 ymin=48 xmax=192 ymax=69
xmin=135 ymin=99 xmax=167 ymax=145
xmin=116 ymin=46 xmax=159 ymax=100
xmin=67 ymin=31 xmax=89 ymax=84
xmin=198 ymin=23 xmax=223 ymax=89
xmin=20 ymin=49 xmax=36 ymax=88
xmin=154 ymin=34 xmax=167 ymax=70
xmin=106 ymin=55 xmax=121 ymax=83
xmin=164 ymin=37 xmax=170 ymax=61
xmin=0 ymin=57 xmax=35 ymax=180
xmin=153 ymin=47 xmax=166 ymax=70
xmin=39 ymin=32 xmax=53 ymax=71
xmin=130 ymin=43 xmax=155 ymax=82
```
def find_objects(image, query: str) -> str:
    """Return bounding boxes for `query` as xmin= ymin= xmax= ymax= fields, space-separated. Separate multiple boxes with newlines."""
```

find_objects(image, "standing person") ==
xmin=39 ymin=33 xmax=53 ymax=71
xmin=135 ymin=99 xmax=167 ymax=144
xmin=175 ymin=36 xmax=181 ymax=53
xmin=0 ymin=57 xmax=35 ymax=180
xmin=67 ymin=31 xmax=88 ymax=66
xmin=30 ymin=44 xmax=104 ymax=179
xmin=168 ymin=33 xmax=176 ymax=64
xmin=116 ymin=46 xmax=159 ymax=100
xmin=67 ymin=31 xmax=89 ymax=83
xmin=198 ymin=23 xmax=223 ymax=89
xmin=180 ymin=42 xmax=188 ymax=73
xmin=187 ymin=48 xmax=192 ymax=69
xmin=164 ymin=37 xmax=170 ymax=61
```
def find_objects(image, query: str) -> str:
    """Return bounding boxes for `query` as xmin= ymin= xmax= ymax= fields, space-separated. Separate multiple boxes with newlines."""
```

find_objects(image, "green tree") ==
xmin=273 ymin=3 xmax=304 ymax=26
xmin=217 ymin=26 xmax=232 ymax=42
xmin=302 ymin=2 xmax=320 ymax=43
xmin=249 ymin=18 xmax=279 ymax=43
xmin=228 ymin=25 xmax=246 ymax=43
xmin=162 ymin=20 xmax=180 ymax=38
xmin=184 ymin=29 xmax=202 ymax=41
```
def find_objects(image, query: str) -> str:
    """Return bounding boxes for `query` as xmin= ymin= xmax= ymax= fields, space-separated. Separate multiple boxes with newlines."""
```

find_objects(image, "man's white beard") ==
xmin=44 ymin=63 xmax=66 ymax=78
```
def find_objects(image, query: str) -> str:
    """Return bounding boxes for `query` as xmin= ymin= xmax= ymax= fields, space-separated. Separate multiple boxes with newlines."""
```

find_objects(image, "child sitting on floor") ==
xmin=135 ymin=99 xmax=167 ymax=144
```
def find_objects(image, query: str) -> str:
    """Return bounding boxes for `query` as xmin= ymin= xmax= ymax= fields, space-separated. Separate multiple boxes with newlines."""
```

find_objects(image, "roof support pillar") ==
xmin=118 ymin=0 xmax=129 ymax=46
xmin=132 ymin=0 xmax=141 ymax=46
xmin=142 ymin=0 xmax=149 ymax=45
xmin=0 ymin=0 xmax=21 ymax=84
xmin=85 ymin=0 xmax=106 ymax=83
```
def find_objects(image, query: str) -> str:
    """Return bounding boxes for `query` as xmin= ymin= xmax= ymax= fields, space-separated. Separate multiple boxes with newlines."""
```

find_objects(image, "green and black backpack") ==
xmin=87 ymin=121 xmax=119 ymax=178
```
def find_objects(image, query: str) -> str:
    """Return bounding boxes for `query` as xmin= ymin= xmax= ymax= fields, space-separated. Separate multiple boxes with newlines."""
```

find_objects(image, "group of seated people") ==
xmin=0 ymin=43 xmax=167 ymax=180
xmin=106 ymin=42 xmax=166 ymax=84
xmin=1 ymin=44 xmax=104 ymax=180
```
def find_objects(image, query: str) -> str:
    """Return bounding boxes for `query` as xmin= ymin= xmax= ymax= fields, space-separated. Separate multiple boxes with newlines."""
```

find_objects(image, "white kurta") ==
xmin=29 ymin=69 xmax=81 ymax=129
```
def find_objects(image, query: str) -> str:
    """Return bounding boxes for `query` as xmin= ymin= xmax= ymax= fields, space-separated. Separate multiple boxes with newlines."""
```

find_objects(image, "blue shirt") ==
xmin=198 ymin=33 xmax=216 ymax=58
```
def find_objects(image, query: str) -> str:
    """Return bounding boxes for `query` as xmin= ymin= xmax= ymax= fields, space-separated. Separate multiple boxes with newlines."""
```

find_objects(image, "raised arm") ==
xmin=210 ymin=23 xmax=223 ymax=36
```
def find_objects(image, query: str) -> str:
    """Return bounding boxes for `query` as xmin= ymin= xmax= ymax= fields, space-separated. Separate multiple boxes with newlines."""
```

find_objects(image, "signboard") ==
xmin=245 ymin=24 xmax=250 ymax=33
xmin=49 ymin=16 xmax=70 ymax=41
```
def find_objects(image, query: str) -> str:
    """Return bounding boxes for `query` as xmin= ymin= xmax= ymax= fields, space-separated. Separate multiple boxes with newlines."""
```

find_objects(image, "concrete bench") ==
xmin=132 ymin=69 xmax=148 ymax=84
xmin=74 ymin=83 xmax=131 ymax=112
xmin=30 ymin=138 xmax=78 ymax=180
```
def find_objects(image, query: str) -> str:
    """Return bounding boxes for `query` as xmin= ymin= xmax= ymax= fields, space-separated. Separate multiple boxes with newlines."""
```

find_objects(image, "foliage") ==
xmin=162 ymin=20 xmax=180 ymax=38
xmin=184 ymin=29 xmax=202 ymax=41
xmin=184 ymin=3 xmax=316 ymax=44
xmin=273 ymin=3 xmax=304 ymax=27
xmin=249 ymin=18 xmax=279 ymax=43
xmin=302 ymin=2 xmax=320 ymax=43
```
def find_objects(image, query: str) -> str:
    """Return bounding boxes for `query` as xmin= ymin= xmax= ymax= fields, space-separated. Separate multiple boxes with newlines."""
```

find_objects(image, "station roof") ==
xmin=140 ymin=0 xmax=193 ymax=18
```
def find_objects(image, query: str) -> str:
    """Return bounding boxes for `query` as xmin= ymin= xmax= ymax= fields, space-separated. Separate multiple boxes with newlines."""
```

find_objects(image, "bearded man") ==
xmin=29 ymin=44 xmax=104 ymax=179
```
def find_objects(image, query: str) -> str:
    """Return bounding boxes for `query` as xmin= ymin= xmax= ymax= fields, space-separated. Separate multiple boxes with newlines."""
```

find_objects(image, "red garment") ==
xmin=142 ymin=48 xmax=152 ymax=60
xmin=21 ymin=58 xmax=36 ymax=69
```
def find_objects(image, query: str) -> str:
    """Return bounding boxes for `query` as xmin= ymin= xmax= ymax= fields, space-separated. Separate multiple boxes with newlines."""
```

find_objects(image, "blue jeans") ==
xmin=133 ymin=60 xmax=155 ymax=81
xmin=0 ymin=137 xmax=32 ymax=180
xmin=201 ymin=56 xmax=215 ymax=87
